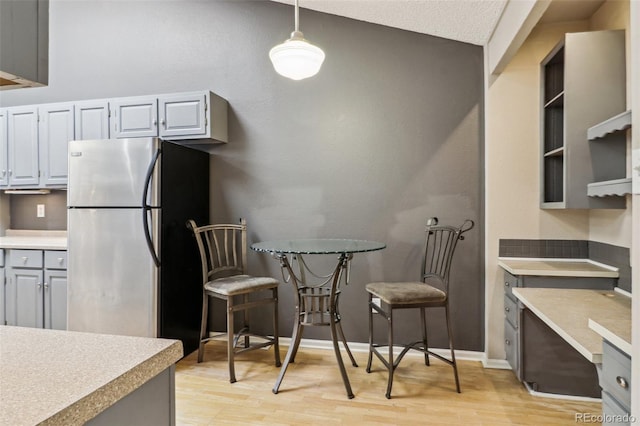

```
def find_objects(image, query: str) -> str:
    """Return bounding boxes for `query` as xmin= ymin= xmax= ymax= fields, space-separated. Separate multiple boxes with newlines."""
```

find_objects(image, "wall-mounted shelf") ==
xmin=588 ymin=110 xmax=632 ymax=140
xmin=587 ymin=178 xmax=632 ymax=197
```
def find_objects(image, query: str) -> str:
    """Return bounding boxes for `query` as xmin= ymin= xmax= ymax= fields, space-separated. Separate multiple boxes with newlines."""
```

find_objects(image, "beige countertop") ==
xmin=498 ymin=257 xmax=619 ymax=278
xmin=0 ymin=326 xmax=183 ymax=426
xmin=0 ymin=230 xmax=67 ymax=250
xmin=511 ymin=288 xmax=631 ymax=363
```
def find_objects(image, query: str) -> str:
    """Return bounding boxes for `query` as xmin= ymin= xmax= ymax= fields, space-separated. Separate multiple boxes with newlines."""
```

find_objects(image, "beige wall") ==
xmin=485 ymin=0 xmax=631 ymax=360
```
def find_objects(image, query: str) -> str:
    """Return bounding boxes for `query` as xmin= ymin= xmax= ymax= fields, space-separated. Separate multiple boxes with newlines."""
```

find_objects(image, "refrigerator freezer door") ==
xmin=67 ymin=208 xmax=159 ymax=337
xmin=68 ymin=138 xmax=160 ymax=207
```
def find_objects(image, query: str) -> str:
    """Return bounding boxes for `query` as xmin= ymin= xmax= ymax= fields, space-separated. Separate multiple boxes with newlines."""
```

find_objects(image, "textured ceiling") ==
xmin=271 ymin=0 xmax=508 ymax=46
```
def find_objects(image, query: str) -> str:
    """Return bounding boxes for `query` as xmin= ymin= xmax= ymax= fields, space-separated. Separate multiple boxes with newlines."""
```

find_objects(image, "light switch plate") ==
xmin=633 ymin=147 xmax=640 ymax=195
xmin=37 ymin=204 xmax=45 ymax=218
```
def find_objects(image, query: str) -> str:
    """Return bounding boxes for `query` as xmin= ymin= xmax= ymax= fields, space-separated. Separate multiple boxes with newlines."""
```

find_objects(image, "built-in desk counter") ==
xmin=0 ymin=325 xmax=183 ymax=425
xmin=511 ymin=288 xmax=631 ymax=363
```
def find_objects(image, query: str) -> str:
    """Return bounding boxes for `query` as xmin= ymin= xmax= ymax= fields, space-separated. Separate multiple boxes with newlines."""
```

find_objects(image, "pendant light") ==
xmin=269 ymin=0 xmax=325 ymax=81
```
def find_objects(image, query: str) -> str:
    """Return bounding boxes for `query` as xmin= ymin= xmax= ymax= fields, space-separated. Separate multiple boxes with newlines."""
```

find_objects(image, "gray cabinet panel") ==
xmin=44 ymin=270 xmax=67 ymax=330
xmin=111 ymin=97 xmax=158 ymax=138
xmin=75 ymin=100 xmax=110 ymax=140
xmin=159 ymin=93 xmax=207 ymax=138
xmin=0 ymin=266 xmax=4 ymax=325
xmin=0 ymin=109 xmax=7 ymax=186
xmin=13 ymin=268 xmax=44 ymax=328
xmin=7 ymin=106 xmax=39 ymax=186
xmin=601 ymin=340 xmax=631 ymax=411
xmin=39 ymin=103 xmax=74 ymax=186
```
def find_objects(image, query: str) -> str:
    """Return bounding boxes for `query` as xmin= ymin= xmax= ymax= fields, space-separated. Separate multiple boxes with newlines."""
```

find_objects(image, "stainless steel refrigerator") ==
xmin=67 ymin=137 xmax=208 ymax=355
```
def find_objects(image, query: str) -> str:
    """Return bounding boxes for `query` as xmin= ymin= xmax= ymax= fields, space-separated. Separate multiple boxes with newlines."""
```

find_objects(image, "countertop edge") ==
xmin=497 ymin=258 xmax=619 ymax=278
xmin=46 ymin=340 xmax=183 ymax=425
xmin=588 ymin=319 xmax=632 ymax=357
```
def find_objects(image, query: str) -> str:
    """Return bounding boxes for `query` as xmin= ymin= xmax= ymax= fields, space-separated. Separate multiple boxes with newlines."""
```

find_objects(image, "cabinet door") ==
xmin=12 ymin=268 xmax=44 ymax=328
xmin=7 ymin=106 xmax=39 ymax=186
xmin=39 ymin=103 xmax=74 ymax=186
xmin=110 ymin=97 xmax=158 ymax=138
xmin=75 ymin=100 xmax=110 ymax=140
xmin=0 ymin=109 xmax=8 ymax=186
xmin=44 ymin=269 xmax=67 ymax=330
xmin=159 ymin=93 xmax=206 ymax=138
xmin=0 ymin=266 xmax=4 ymax=325
xmin=5 ymin=267 xmax=16 ymax=326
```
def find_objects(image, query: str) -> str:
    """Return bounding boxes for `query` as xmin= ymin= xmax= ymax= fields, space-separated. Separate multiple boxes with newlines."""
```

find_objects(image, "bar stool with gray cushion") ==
xmin=187 ymin=218 xmax=281 ymax=383
xmin=365 ymin=217 xmax=474 ymax=398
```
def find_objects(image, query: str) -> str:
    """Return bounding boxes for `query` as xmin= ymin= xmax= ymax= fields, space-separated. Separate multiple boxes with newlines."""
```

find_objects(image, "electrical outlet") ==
xmin=37 ymin=204 xmax=45 ymax=218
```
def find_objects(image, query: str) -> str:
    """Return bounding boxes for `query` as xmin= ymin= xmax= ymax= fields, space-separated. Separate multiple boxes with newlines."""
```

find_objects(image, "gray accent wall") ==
xmin=0 ymin=1 xmax=484 ymax=351
xmin=8 ymin=191 xmax=66 ymax=230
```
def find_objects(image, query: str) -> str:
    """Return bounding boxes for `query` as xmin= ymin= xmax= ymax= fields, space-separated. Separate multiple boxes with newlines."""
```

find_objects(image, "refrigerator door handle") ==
xmin=143 ymin=148 xmax=161 ymax=267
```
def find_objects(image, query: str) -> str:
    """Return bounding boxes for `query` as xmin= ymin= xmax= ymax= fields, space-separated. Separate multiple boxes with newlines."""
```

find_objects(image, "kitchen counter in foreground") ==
xmin=0 ymin=326 xmax=183 ymax=426
xmin=511 ymin=288 xmax=631 ymax=363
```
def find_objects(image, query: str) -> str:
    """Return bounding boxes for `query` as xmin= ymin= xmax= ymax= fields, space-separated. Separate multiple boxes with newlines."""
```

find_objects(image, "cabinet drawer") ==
xmin=9 ymin=250 xmax=43 ymax=268
xmin=601 ymin=340 xmax=631 ymax=410
xmin=45 ymin=251 xmax=67 ymax=270
xmin=504 ymin=294 xmax=519 ymax=328
xmin=504 ymin=319 xmax=520 ymax=379
xmin=503 ymin=271 xmax=519 ymax=298
xmin=602 ymin=391 xmax=631 ymax=425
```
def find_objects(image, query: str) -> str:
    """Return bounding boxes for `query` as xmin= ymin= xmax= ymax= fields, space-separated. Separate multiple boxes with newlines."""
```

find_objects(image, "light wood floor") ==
xmin=175 ymin=342 xmax=601 ymax=425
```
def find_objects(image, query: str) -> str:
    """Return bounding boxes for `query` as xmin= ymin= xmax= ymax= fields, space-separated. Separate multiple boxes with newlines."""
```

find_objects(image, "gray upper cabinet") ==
xmin=110 ymin=96 xmax=158 ymax=138
xmin=540 ymin=30 xmax=626 ymax=209
xmin=7 ymin=106 xmax=39 ymax=186
xmin=159 ymin=93 xmax=207 ymax=138
xmin=0 ymin=109 xmax=8 ymax=186
xmin=158 ymin=91 xmax=228 ymax=143
xmin=0 ymin=90 xmax=228 ymax=189
xmin=39 ymin=103 xmax=74 ymax=186
xmin=75 ymin=100 xmax=110 ymax=140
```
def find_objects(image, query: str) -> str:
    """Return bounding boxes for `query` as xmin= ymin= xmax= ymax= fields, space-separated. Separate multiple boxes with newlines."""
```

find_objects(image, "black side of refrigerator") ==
xmin=159 ymin=140 xmax=209 ymax=357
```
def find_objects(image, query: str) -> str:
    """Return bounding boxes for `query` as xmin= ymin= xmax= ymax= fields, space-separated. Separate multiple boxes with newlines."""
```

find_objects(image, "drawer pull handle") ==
xmin=505 ymin=282 xmax=510 ymax=287
xmin=505 ymin=339 xmax=510 ymax=346
xmin=21 ymin=256 xmax=28 ymax=264
xmin=57 ymin=257 xmax=64 ymax=264
xmin=505 ymin=307 xmax=510 ymax=312
xmin=616 ymin=376 xmax=628 ymax=389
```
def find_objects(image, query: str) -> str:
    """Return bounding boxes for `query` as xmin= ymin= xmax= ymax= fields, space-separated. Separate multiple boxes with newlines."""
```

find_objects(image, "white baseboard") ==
xmin=482 ymin=357 xmax=512 ymax=369
xmin=523 ymin=382 xmax=601 ymax=402
xmin=209 ymin=332 xmax=488 ymax=364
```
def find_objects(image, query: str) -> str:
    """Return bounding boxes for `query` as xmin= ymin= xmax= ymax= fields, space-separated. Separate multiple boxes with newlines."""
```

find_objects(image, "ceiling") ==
xmin=272 ymin=0 xmax=606 ymax=46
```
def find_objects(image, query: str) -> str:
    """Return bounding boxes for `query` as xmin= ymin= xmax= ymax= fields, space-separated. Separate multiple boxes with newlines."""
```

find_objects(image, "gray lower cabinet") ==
xmin=600 ymin=340 xmax=632 ymax=425
xmin=0 ymin=249 xmax=4 ymax=325
xmin=503 ymin=270 xmax=615 ymax=396
xmin=4 ymin=249 xmax=67 ymax=330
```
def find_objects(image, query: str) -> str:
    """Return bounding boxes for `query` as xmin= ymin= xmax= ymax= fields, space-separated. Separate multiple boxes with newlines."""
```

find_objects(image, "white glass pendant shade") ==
xmin=269 ymin=31 xmax=325 ymax=81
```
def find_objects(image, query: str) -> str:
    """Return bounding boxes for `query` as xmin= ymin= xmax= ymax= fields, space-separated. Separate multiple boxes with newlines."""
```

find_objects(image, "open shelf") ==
xmin=587 ymin=110 xmax=632 ymax=140
xmin=587 ymin=178 xmax=632 ymax=197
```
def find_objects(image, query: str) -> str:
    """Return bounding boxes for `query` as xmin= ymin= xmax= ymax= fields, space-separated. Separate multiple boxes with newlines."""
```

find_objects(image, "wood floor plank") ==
xmin=175 ymin=342 xmax=601 ymax=425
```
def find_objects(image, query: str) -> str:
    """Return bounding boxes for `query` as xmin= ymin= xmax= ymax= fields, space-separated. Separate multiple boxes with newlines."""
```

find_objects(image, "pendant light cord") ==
xmin=294 ymin=0 xmax=299 ymax=32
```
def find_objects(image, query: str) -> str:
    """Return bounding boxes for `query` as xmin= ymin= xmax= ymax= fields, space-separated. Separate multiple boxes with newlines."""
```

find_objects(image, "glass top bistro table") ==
xmin=251 ymin=239 xmax=386 ymax=399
